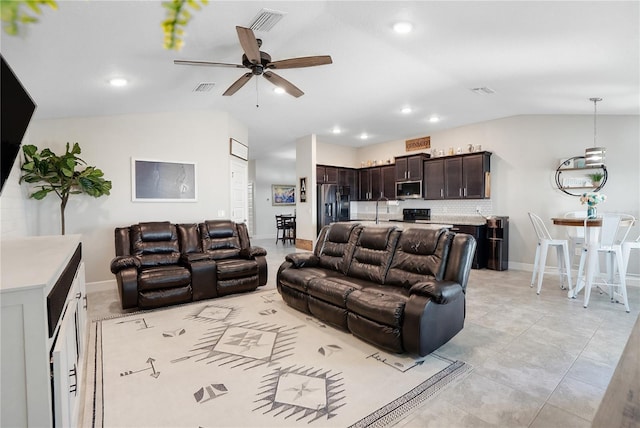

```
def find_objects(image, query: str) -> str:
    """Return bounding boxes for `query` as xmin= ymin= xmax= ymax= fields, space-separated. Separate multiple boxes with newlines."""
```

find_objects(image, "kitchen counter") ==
xmin=338 ymin=220 xmax=453 ymax=229
xmin=350 ymin=215 xmax=487 ymax=226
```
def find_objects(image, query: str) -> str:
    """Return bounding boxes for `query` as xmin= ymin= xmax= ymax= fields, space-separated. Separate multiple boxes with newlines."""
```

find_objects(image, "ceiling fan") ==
xmin=174 ymin=26 xmax=332 ymax=98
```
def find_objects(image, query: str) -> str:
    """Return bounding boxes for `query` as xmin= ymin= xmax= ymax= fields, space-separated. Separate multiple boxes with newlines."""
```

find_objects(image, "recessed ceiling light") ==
xmin=471 ymin=87 xmax=496 ymax=95
xmin=332 ymin=127 xmax=341 ymax=134
xmin=401 ymin=106 xmax=412 ymax=114
xmin=273 ymin=87 xmax=285 ymax=94
xmin=393 ymin=22 xmax=413 ymax=34
xmin=429 ymin=116 xmax=440 ymax=123
xmin=109 ymin=78 xmax=128 ymax=87
xmin=360 ymin=133 xmax=368 ymax=140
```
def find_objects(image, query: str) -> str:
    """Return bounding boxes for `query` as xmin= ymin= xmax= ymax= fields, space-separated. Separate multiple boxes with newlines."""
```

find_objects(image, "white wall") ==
xmin=316 ymin=140 xmax=359 ymax=168
xmin=0 ymin=110 xmax=247 ymax=283
xmin=296 ymin=135 xmax=316 ymax=244
xmin=251 ymin=157 xmax=296 ymax=239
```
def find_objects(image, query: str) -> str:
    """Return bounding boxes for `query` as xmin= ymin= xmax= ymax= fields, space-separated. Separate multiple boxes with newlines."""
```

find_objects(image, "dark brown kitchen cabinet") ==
xmin=424 ymin=159 xmax=445 ymax=199
xmin=442 ymin=152 xmax=491 ymax=199
xmin=381 ymin=165 xmax=396 ymax=199
xmin=316 ymin=165 xmax=338 ymax=184
xmin=359 ymin=165 xmax=395 ymax=200
xmin=395 ymin=154 xmax=429 ymax=182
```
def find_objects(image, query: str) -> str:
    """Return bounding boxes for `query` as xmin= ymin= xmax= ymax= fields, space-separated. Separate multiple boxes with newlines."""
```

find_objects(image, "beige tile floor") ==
xmin=85 ymin=237 xmax=639 ymax=427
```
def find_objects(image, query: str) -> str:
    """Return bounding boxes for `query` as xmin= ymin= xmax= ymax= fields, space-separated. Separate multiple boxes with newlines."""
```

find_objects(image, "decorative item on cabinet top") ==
xmin=555 ymin=155 xmax=607 ymax=196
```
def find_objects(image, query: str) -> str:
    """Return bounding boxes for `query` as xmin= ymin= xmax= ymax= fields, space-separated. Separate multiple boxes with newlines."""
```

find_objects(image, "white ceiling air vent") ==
xmin=471 ymin=87 xmax=496 ymax=95
xmin=193 ymin=82 xmax=215 ymax=92
xmin=249 ymin=8 xmax=286 ymax=32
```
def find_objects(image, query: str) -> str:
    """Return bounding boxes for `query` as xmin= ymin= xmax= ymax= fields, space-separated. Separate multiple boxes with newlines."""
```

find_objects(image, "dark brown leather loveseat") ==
xmin=110 ymin=220 xmax=267 ymax=310
xmin=276 ymin=223 xmax=476 ymax=356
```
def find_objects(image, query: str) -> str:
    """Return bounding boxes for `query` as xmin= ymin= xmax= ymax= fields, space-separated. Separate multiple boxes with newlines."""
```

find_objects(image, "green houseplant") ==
xmin=19 ymin=142 xmax=112 ymax=234
xmin=587 ymin=172 xmax=604 ymax=186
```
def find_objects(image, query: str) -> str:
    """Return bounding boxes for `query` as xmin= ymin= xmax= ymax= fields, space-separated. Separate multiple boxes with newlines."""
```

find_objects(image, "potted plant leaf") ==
xmin=19 ymin=142 xmax=112 ymax=234
xmin=587 ymin=172 xmax=604 ymax=187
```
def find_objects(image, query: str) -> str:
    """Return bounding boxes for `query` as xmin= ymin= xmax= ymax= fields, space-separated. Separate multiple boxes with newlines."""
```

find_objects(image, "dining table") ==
xmin=552 ymin=217 xmax=602 ymax=299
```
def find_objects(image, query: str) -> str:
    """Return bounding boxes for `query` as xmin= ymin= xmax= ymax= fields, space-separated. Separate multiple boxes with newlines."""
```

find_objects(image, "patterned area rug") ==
xmin=87 ymin=290 xmax=470 ymax=427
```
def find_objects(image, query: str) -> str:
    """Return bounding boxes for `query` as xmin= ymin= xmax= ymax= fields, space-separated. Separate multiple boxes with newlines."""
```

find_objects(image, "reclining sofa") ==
xmin=276 ymin=223 xmax=476 ymax=356
xmin=110 ymin=220 xmax=267 ymax=310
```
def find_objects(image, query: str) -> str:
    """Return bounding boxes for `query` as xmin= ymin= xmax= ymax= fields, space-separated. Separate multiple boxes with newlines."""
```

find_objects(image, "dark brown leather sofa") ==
xmin=276 ymin=223 xmax=476 ymax=356
xmin=110 ymin=220 xmax=267 ymax=310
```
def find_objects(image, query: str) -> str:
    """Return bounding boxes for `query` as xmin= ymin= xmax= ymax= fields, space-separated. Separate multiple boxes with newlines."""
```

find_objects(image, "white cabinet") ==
xmin=1 ymin=235 xmax=86 ymax=428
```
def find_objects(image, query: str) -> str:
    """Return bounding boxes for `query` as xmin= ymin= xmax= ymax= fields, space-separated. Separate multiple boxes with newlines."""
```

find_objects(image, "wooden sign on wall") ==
xmin=405 ymin=136 xmax=431 ymax=152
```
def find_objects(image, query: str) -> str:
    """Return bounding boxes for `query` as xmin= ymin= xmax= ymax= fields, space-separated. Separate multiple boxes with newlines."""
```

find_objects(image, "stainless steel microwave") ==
xmin=396 ymin=181 xmax=423 ymax=199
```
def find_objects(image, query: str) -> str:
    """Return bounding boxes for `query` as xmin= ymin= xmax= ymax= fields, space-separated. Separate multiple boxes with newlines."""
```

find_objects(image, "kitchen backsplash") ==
xmin=350 ymin=199 xmax=493 ymax=220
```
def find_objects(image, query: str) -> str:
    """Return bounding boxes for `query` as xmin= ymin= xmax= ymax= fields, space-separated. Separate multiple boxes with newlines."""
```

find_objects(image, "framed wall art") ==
xmin=272 ymin=184 xmax=295 ymax=206
xmin=230 ymin=138 xmax=248 ymax=161
xmin=131 ymin=158 xmax=197 ymax=202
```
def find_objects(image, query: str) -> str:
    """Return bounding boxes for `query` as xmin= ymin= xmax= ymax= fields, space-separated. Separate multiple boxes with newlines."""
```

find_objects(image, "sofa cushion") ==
xmin=200 ymin=220 xmax=242 ymax=260
xmin=278 ymin=266 xmax=341 ymax=292
xmin=216 ymin=259 xmax=258 ymax=280
xmin=347 ymin=227 xmax=400 ymax=284
xmin=346 ymin=289 xmax=407 ymax=328
xmin=131 ymin=222 xmax=181 ymax=267
xmin=307 ymin=277 xmax=362 ymax=307
xmin=385 ymin=228 xmax=452 ymax=288
xmin=317 ymin=223 xmax=361 ymax=273
xmin=138 ymin=266 xmax=191 ymax=291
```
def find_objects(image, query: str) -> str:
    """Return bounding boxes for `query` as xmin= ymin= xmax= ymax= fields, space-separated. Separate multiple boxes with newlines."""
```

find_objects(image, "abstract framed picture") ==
xmin=272 ymin=184 xmax=295 ymax=206
xmin=131 ymin=158 xmax=197 ymax=202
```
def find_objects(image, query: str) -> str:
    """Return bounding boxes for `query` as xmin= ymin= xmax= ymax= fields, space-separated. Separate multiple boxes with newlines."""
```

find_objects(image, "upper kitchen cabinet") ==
xmin=428 ymin=152 xmax=491 ymax=200
xmin=359 ymin=165 xmax=395 ymax=200
xmin=316 ymin=165 xmax=338 ymax=184
xmin=395 ymin=154 xmax=430 ymax=182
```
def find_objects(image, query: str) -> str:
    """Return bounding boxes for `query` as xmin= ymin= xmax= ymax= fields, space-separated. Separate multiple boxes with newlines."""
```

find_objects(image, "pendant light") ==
xmin=585 ymin=97 xmax=606 ymax=166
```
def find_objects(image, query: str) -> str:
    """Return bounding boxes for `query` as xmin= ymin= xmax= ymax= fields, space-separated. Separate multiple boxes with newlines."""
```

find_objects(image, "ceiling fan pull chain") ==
xmin=256 ymin=76 xmax=259 ymax=108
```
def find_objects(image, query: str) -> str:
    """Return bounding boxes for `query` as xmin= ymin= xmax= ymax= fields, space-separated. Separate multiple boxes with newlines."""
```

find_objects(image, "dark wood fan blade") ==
xmin=223 ymin=73 xmax=253 ymax=96
xmin=174 ymin=60 xmax=245 ymax=68
xmin=263 ymin=71 xmax=304 ymax=98
xmin=236 ymin=26 xmax=261 ymax=64
xmin=267 ymin=55 xmax=333 ymax=69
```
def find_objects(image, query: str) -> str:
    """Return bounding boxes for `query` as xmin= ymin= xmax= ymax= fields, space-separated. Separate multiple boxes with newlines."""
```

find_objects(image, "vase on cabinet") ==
xmin=587 ymin=205 xmax=597 ymax=219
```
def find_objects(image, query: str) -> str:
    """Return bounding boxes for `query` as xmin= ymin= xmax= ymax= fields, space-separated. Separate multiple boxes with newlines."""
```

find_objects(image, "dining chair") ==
xmin=576 ymin=213 xmax=633 ymax=312
xmin=563 ymin=210 xmax=587 ymax=267
xmin=275 ymin=215 xmax=295 ymax=245
xmin=528 ymin=212 xmax=573 ymax=295
xmin=622 ymin=233 xmax=640 ymax=285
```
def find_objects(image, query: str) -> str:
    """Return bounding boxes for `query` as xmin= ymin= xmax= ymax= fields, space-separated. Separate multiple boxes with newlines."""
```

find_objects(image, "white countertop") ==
xmin=350 ymin=214 xmax=488 ymax=226
xmin=1 ymin=234 xmax=82 ymax=293
xmin=338 ymin=221 xmax=453 ymax=229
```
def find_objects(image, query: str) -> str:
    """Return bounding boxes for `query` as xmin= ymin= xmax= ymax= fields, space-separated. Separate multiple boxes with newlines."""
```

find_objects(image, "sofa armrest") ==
xmin=110 ymin=256 xmax=140 ymax=274
xmin=248 ymin=246 xmax=267 ymax=258
xmin=285 ymin=253 xmax=320 ymax=268
xmin=410 ymin=280 xmax=463 ymax=304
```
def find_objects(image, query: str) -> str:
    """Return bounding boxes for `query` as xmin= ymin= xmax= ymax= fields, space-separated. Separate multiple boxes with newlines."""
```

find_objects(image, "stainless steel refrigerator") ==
xmin=317 ymin=184 xmax=350 ymax=234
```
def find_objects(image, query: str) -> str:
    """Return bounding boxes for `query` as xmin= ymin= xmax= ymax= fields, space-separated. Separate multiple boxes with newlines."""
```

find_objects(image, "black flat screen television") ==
xmin=1 ymin=54 xmax=37 ymax=194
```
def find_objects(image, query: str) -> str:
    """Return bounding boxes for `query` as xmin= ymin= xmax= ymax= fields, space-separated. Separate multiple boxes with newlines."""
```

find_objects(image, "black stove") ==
xmin=402 ymin=208 xmax=431 ymax=222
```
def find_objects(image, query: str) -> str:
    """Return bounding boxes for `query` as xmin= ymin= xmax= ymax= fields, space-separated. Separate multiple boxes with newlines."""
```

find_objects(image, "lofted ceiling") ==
xmin=1 ymin=1 xmax=638 ymax=160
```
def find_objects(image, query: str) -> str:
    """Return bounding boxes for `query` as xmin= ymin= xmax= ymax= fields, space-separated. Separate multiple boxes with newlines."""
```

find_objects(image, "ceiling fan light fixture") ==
xmin=393 ymin=22 xmax=413 ymax=34
xmin=273 ymin=86 xmax=285 ymax=94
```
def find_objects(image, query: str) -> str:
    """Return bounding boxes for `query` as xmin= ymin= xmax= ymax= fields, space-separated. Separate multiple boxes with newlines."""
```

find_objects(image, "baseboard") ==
xmin=87 ymin=279 xmax=116 ymax=291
